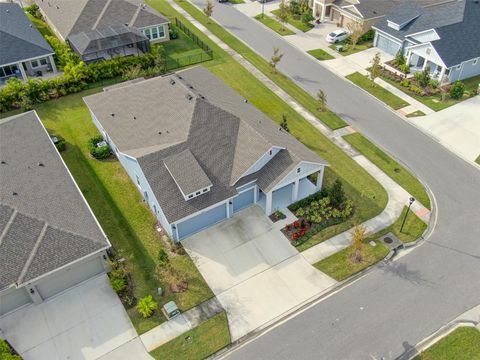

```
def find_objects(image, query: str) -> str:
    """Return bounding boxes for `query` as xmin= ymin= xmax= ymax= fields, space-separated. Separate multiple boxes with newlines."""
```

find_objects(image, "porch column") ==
xmin=49 ymin=55 xmax=57 ymax=74
xmin=292 ymin=179 xmax=300 ymax=202
xmin=438 ymin=66 xmax=447 ymax=83
xmin=17 ymin=62 xmax=27 ymax=80
xmin=316 ymin=169 xmax=324 ymax=190
xmin=254 ymin=186 xmax=258 ymax=203
xmin=226 ymin=200 xmax=233 ymax=219
xmin=320 ymin=4 xmax=327 ymax=22
xmin=266 ymin=191 xmax=273 ymax=215
xmin=422 ymin=59 xmax=429 ymax=71
xmin=406 ymin=51 xmax=413 ymax=66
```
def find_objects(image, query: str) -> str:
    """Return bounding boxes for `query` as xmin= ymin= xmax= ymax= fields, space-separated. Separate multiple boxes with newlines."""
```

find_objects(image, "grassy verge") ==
xmin=254 ymin=14 xmax=295 ymax=36
xmin=329 ymin=41 xmax=373 ymax=56
xmin=150 ymin=312 xmax=231 ymax=360
xmin=147 ymin=0 xmax=387 ymax=245
xmin=343 ymin=132 xmax=431 ymax=209
xmin=414 ymin=327 xmax=480 ymax=360
xmin=346 ymin=72 xmax=409 ymax=110
xmin=271 ymin=9 xmax=314 ymax=32
xmin=27 ymin=14 xmax=55 ymax=37
xmin=381 ymin=74 xmax=480 ymax=112
xmin=34 ymin=88 xmax=213 ymax=334
xmin=307 ymin=48 xmax=335 ymax=61
xmin=315 ymin=206 xmax=427 ymax=280
xmin=406 ymin=110 xmax=426 ymax=118
xmin=152 ymin=0 xmax=347 ymax=130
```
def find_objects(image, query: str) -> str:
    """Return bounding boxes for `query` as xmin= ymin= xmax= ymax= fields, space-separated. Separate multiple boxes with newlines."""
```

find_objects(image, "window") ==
xmin=188 ymin=194 xmax=194 ymax=199
xmin=136 ymin=175 xmax=140 ymax=186
xmin=144 ymin=28 xmax=151 ymax=39
xmin=153 ymin=205 xmax=157 ymax=214
xmin=158 ymin=26 xmax=165 ymax=38
xmin=297 ymin=168 xmax=301 ymax=173
xmin=31 ymin=60 xmax=39 ymax=68
xmin=151 ymin=27 xmax=159 ymax=40
xmin=269 ymin=150 xmax=272 ymax=155
xmin=196 ymin=191 xmax=201 ymax=195
xmin=203 ymin=188 xmax=208 ymax=193
xmin=474 ymin=59 xmax=478 ymax=66
xmin=40 ymin=58 xmax=48 ymax=66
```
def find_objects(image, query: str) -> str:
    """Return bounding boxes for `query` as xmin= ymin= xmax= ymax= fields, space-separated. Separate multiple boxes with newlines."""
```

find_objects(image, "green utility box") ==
xmin=162 ymin=301 xmax=181 ymax=319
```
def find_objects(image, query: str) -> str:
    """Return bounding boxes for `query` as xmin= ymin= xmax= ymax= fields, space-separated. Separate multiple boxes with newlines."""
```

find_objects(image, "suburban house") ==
xmin=373 ymin=0 xmax=480 ymax=83
xmin=0 ymin=111 xmax=110 ymax=317
xmin=310 ymin=0 xmax=457 ymax=28
xmin=84 ymin=67 xmax=328 ymax=242
xmin=0 ymin=3 xmax=56 ymax=85
xmin=35 ymin=0 xmax=170 ymax=62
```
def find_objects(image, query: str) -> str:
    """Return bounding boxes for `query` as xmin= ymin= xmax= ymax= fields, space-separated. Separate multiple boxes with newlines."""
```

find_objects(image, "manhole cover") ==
xmin=384 ymin=237 xmax=393 ymax=244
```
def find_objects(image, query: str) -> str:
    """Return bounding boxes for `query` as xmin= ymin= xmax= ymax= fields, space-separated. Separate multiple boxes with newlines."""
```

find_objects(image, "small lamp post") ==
xmin=400 ymin=197 xmax=415 ymax=233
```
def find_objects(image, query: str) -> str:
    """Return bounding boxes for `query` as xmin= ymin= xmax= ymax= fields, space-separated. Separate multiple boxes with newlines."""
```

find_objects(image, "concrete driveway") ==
xmin=0 ymin=275 xmax=150 ymax=360
xmin=182 ymin=206 xmax=337 ymax=341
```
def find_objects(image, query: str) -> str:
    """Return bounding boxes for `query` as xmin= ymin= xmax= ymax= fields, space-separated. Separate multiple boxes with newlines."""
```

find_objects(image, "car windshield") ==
xmin=329 ymin=32 xmax=337 ymax=37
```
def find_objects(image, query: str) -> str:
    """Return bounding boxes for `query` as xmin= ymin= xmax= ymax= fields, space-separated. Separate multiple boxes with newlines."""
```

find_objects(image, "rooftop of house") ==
xmin=35 ymin=0 xmax=169 ymax=40
xmin=333 ymin=0 xmax=454 ymax=20
xmin=0 ymin=3 xmax=53 ymax=66
xmin=0 ymin=112 xmax=109 ymax=291
xmin=374 ymin=0 xmax=480 ymax=67
xmin=84 ymin=67 xmax=328 ymax=223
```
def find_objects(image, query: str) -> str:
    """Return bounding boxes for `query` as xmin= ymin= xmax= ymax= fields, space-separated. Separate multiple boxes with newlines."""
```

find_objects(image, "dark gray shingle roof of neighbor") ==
xmin=374 ymin=0 xmax=478 ymax=67
xmin=0 ymin=112 xmax=109 ymax=291
xmin=84 ymin=67 xmax=327 ymax=223
xmin=164 ymin=149 xmax=212 ymax=196
xmin=35 ymin=0 xmax=169 ymax=40
xmin=69 ymin=24 xmax=148 ymax=55
xmin=0 ymin=3 xmax=53 ymax=65
xmin=333 ymin=0 xmax=455 ymax=19
xmin=385 ymin=2 xmax=422 ymax=26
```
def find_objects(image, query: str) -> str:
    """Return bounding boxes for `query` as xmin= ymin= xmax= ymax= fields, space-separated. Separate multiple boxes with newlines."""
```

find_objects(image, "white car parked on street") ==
xmin=326 ymin=29 xmax=349 ymax=43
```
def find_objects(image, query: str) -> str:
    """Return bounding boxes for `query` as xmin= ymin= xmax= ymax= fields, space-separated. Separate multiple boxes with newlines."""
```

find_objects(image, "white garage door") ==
xmin=376 ymin=34 xmax=401 ymax=56
xmin=0 ymin=287 xmax=32 ymax=316
xmin=36 ymin=256 xmax=105 ymax=300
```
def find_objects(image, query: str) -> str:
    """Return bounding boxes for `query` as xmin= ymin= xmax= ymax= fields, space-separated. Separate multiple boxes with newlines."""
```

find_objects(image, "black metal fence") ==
xmin=174 ymin=18 xmax=213 ymax=54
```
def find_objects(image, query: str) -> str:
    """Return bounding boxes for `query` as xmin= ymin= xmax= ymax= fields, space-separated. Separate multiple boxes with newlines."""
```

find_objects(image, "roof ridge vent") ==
xmin=186 ymin=94 xmax=193 ymax=101
xmin=170 ymin=79 xmax=176 ymax=85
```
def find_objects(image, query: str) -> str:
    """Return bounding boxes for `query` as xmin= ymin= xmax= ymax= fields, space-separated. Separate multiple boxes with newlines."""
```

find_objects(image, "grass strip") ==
xmin=254 ymin=14 xmax=295 ymax=36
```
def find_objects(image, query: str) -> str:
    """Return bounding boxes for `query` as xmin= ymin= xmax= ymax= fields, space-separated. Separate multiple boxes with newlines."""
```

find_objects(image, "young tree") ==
xmin=277 ymin=0 xmax=289 ymax=31
xmin=203 ymin=0 xmax=214 ymax=23
xmin=346 ymin=21 xmax=365 ymax=50
xmin=350 ymin=224 xmax=367 ymax=263
xmin=316 ymin=89 xmax=327 ymax=112
xmin=270 ymin=47 xmax=283 ymax=73
xmin=280 ymin=114 xmax=289 ymax=132
xmin=369 ymin=52 xmax=382 ymax=84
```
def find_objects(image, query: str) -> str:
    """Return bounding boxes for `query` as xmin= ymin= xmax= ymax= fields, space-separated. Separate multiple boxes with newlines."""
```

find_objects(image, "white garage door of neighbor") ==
xmin=376 ymin=34 xmax=401 ymax=56
xmin=0 ymin=287 xmax=32 ymax=316
xmin=36 ymin=256 xmax=105 ymax=300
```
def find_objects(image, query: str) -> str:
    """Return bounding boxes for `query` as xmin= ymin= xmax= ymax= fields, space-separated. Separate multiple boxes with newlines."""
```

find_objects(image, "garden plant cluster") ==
xmin=283 ymin=180 xmax=354 ymax=246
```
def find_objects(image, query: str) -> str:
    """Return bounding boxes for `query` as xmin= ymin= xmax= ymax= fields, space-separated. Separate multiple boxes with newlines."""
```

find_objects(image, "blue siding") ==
xmin=449 ymin=59 xmax=480 ymax=82
xmin=233 ymin=188 xmax=254 ymax=213
xmin=177 ymin=203 xmax=227 ymax=240
xmin=272 ymin=183 xmax=293 ymax=212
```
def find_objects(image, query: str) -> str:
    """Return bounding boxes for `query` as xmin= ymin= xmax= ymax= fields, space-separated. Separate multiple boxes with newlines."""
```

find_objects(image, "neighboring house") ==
xmin=0 ymin=111 xmax=110 ymax=317
xmin=373 ymin=0 xmax=480 ymax=83
xmin=35 ymin=0 xmax=170 ymax=62
xmin=310 ymin=0 xmax=455 ymax=28
xmin=84 ymin=67 xmax=328 ymax=242
xmin=0 ymin=3 xmax=56 ymax=85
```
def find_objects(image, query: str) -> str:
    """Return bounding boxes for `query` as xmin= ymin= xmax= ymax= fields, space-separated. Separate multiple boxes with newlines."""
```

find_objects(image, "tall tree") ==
xmin=203 ymin=0 xmax=214 ymax=23
xmin=277 ymin=0 xmax=289 ymax=31
xmin=316 ymin=89 xmax=327 ymax=112
xmin=270 ymin=47 xmax=283 ymax=73
xmin=369 ymin=52 xmax=382 ymax=85
xmin=346 ymin=21 xmax=365 ymax=50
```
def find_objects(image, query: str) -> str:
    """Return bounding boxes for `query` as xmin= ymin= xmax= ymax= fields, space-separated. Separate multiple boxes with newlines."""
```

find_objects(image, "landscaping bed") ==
xmin=269 ymin=210 xmax=286 ymax=223
xmin=346 ymin=72 xmax=409 ymax=110
xmin=271 ymin=9 xmax=314 ymax=33
xmin=414 ymin=326 xmax=480 ymax=360
xmin=150 ymin=311 xmax=231 ymax=360
xmin=307 ymin=48 xmax=334 ymax=61
xmin=329 ymin=30 xmax=374 ymax=56
xmin=254 ymin=14 xmax=295 ymax=36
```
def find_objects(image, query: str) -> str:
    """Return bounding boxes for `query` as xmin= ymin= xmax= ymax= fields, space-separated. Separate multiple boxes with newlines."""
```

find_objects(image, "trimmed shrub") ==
xmin=414 ymin=68 xmax=431 ymax=88
xmin=0 ymin=340 xmax=21 ymax=360
xmin=400 ymin=64 xmax=410 ymax=74
xmin=110 ymin=277 xmax=127 ymax=293
xmin=359 ymin=29 xmax=375 ymax=43
xmin=329 ymin=179 xmax=345 ymax=207
xmin=52 ymin=135 xmax=66 ymax=152
xmin=449 ymin=81 xmax=465 ymax=100
xmin=169 ymin=28 xmax=178 ymax=39
xmin=25 ymin=4 xmax=42 ymax=19
xmin=88 ymin=135 xmax=111 ymax=159
xmin=300 ymin=11 xmax=314 ymax=25
xmin=136 ymin=295 xmax=158 ymax=318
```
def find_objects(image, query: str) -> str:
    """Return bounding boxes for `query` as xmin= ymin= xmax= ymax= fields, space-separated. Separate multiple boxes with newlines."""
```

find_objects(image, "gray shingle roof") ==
xmin=164 ymin=149 xmax=212 ymax=196
xmin=0 ymin=3 xmax=53 ymax=66
xmin=35 ymin=0 xmax=169 ymax=40
xmin=0 ymin=112 xmax=109 ymax=290
xmin=84 ymin=67 xmax=328 ymax=223
xmin=385 ymin=2 xmax=422 ymax=26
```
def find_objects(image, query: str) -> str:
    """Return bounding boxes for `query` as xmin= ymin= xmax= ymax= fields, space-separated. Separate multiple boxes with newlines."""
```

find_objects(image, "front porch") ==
xmin=407 ymin=52 xmax=447 ymax=81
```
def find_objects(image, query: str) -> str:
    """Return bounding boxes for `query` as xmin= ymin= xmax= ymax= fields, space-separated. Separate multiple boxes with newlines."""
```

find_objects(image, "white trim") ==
xmin=405 ymin=28 xmax=439 ymax=40
xmin=270 ymin=162 xmax=324 ymax=192
xmin=234 ymin=146 xmax=285 ymax=184
xmin=0 ymin=53 xmax=55 ymax=68
xmin=406 ymin=42 xmax=447 ymax=68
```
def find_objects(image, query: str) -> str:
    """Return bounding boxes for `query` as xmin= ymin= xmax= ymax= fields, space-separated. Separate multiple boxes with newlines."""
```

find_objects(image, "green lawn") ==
xmin=145 ymin=0 xmax=387 ymax=248
xmin=476 ymin=155 xmax=480 ymax=165
xmin=381 ymin=74 xmax=480 ymax=112
xmin=150 ymin=312 xmax=231 ymax=360
xmin=343 ymin=132 xmax=431 ymax=209
xmin=329 ymin=40 xmax=373 ymax=56
xmin=228 ymin=0 xmax=245 ymax=4
xmin=346 ymin=72 xmax=410 ymax=110
xmin=414 ymin=327 xmax=480 ymax=360
xmin=271 ymin=9 xmax=314 ymax=32
xmin=254 ymin=14 xmax=295 ymax=36
xmin=307 ymin=48 xmax=335 ymax=61
xmin=154 ymin=0 xmax=347 ymax=130
xmin=315 ymin=206 xmax=427 ymax=280
xmin=29 ymin=88 xmax=213 ymax=334
xmin=406 ymin=110 xmax=426 ymax=118
xmin=27 ymin=14 xmax=55 ymax=37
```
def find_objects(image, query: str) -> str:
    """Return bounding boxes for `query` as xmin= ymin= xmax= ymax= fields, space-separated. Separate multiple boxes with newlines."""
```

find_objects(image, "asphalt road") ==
xmin=188 ymin=1 xmax=480 ymax=359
